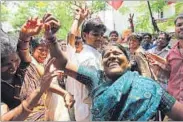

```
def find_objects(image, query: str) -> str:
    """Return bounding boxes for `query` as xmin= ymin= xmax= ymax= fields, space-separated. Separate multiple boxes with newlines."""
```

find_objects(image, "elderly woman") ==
xmin=49 ymin=39 xmax=183 ymax=120
xmin=42 ymin=16 xmax=183 ymax=121
xmin=0 ymin=29 xmax=59 ymax=121
xmin=17 ymin=17 xmax=74 ymax=121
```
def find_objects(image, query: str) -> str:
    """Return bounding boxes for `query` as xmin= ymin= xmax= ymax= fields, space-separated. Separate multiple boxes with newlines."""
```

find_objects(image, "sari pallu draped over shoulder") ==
xmin=91 ymin=71 xmax=163 ymax=121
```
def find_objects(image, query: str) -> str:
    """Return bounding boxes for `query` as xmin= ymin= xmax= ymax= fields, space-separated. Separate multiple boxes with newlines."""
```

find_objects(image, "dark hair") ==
xmin=75 ymin=36 xmax=83 ymax=45
xmin=81 ymin=17 xmax=106 ymax=42
xmin=128 ymin=33 xmax=143 ymax=44
xmin=30 ymin=37 xmax=49 ymax=54
xmin=109 ymin=30 xmax=119 ymax=37
xmin=174 ymin=13 xmax=183 ymax=25
xmin=158 ymin=31 xmax=171 ymax=42
xmin=1 ymin=29 xmax=18 ymax=58
xmin=30 ymin=37 xmax=48 ymax=49
xmin=102 ymin=43 xmax=129 ymax=61
xmin=75 ymin=36 xmax=82 ymax=41
xmin=143 ymin=33 xmax=152 ymax=40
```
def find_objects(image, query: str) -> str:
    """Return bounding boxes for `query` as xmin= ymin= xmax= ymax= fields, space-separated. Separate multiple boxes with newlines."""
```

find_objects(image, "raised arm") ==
xmin=42 ymin=13 xmax=98 ymax=90
xmin=128 ymin=13 xmax=134 ymax=33
xmin=68 ymin=5 xmax=89 ymax=47
xmin=17 ymin=17 xmax=43 ymax=63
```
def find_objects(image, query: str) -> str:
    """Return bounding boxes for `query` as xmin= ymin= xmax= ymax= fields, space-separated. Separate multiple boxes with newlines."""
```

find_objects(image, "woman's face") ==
xmin=129 ymin=39 xmax=140 ymax=50
xmin=33 ymin=45 xmax=49 ymax=63
xmin=1 ymin=53 xmax=20 ymax=80
xmin=102 ymin=46 xmax=129 ymax=80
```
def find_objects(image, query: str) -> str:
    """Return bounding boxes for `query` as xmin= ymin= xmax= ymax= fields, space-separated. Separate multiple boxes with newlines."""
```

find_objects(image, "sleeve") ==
xmin=76 ymin=65 xmax=101 ymax=91
xmin=158 ymin=90 xmax=176 ymax=114
xmin=16 ymin=61 xmax=30 ymax=82
xmin=134 ymin=52 xmax=152 ymax=78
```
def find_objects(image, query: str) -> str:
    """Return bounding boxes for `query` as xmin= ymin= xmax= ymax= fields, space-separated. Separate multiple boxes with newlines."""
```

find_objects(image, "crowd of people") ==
xmin=1 ymin=5 xmax=183 ymax=121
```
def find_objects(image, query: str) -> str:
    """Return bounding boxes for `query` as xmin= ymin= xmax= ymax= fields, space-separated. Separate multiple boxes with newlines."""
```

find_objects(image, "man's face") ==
xmin=83 ymin=29 xmax=104 ymax=49
xmin=143 ymin=35 xmax=151 ymax=43
xmin=109 ymin=33 xmax=119 ymax=42
xmin=1 ymin=53 xmax=20 ymax=80
xmin=175 ymin=18 xmax=183 ymax=40
xmin=75 ymin=40 xmax=83 ymax=53
xmin=156 ymin=34 xmax=169 ymax=48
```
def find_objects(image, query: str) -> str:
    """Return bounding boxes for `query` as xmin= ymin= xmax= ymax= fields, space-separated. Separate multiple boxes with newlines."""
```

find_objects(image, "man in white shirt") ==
xmin=65 ymin=6 xmax=106 ymax=121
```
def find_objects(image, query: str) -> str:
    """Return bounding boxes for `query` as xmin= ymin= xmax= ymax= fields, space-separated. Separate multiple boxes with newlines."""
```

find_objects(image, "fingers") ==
xmin=34 ymin=25 xmax=43 ymax=35
xmin=45 ymin=58 xmax=56 ymax=73
xmin=44 ymin=16 xmax=59 ymax=23
xmin=43 ymin=13 xmax=52 ymax=22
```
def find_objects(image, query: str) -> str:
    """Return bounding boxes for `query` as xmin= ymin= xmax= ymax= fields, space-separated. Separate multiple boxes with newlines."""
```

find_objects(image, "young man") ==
xmin=43 ymin=6 xmax=106 ymax=121
xmin=147 ymin=13 xmax=183 ymax=104
xmin=142 ymin=33 xmax=154 ymax=51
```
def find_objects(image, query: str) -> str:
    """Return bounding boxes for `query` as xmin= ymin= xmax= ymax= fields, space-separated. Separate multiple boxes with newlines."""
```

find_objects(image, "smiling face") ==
xmin=102 ymin=45 xmax=130 ymax=80
xmin=109 ymin=33 xmax=119 ymax=42
xmin=1 ymin=53 xmax=21 ymax=80
xmin=175 ymin=18 xmax=183 ymax=40
xmin=32 ymin=44 xmax=49 ymax=63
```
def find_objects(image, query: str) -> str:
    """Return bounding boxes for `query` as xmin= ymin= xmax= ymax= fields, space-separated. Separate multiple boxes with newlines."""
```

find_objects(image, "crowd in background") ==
xmin=1 ymin=5 xmax=183 ymax=121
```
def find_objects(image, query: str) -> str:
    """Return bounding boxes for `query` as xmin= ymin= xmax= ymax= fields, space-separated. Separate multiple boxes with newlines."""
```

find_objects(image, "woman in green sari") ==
xmin=44 ymin=14 xmax=183 ymax=121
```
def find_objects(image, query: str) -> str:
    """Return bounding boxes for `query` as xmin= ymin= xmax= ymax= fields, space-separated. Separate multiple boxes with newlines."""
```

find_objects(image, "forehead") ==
xmin=176 ymin=18 xmax=183 ymax=24
xmin=104 ymin=46 xmax=123 ymax=53
xmin=110 ymin=33 xmax=118 ymax=36
xmin=144 ymin=35 xmax=150 ymax=38
xmin=2 ymin=53 xmax=19 ymax=62
xmin=158 ymin=33 xmax=165 ymax=37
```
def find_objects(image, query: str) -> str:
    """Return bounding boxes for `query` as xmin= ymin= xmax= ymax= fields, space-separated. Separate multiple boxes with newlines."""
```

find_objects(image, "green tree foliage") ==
xmin=1 ymin=1 xmax=107 ymax=39
xmin=1 ymin=1 xmax=10 ymax=22
xmin=118 ymin=1 xmax=183 ymax=34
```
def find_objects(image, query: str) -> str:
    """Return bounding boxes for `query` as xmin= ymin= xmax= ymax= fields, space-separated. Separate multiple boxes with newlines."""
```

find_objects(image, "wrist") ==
xmin=44 ymin=35 xmax=57 ymax=44
xmin=64 ymin=92 xmax=70 ymax=98
xmin=17 ymin=39 xmax=30 ymax=50
xmin=21 ymin=100 xmax=33 ymax=113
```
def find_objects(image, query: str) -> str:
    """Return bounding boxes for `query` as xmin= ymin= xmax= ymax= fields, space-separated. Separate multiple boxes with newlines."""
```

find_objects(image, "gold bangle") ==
xmin=21 ymin=100 xmax=33 ymax=113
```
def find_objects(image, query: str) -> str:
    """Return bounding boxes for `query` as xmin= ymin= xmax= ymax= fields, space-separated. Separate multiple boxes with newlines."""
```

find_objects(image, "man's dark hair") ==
xmin=143 ymin=33 xmax=152 ymax=40
xmin=109 ymin=30 xmax=119 ymax=37
xmin=174 ymin=13 xmax=183 ymax=25
xmin=81 ymin=17 xmax=106 ymax=42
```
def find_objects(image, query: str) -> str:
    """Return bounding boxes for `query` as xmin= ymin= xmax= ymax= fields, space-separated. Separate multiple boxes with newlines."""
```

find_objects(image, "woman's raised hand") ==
xmin=39 ymin=58 xmax=62 ymax=93
xmin=42 ymin=13 xmax=61 ymax=41
xmin=19 ymin=17 xmax=43 ymax=41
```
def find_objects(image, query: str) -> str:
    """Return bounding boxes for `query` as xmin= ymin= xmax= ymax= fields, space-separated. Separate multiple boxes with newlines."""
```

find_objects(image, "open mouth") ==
xmin=9 ymin=69 xmax=16 ymax=74
xmin=38 ymin=56 xmax=46 ymax=62
xmin=108 ymin=61 xmax=120 ymax=68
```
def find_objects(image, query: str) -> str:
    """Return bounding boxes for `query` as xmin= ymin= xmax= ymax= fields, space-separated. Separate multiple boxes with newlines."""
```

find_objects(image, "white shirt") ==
xmin=65 ymin=44 xmax=102 ymax=121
